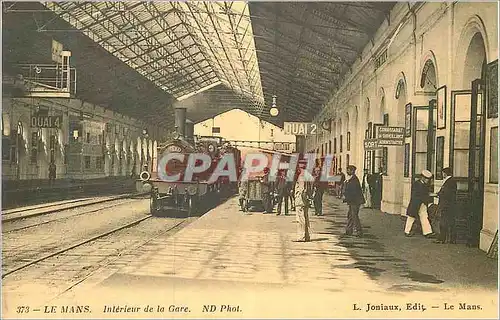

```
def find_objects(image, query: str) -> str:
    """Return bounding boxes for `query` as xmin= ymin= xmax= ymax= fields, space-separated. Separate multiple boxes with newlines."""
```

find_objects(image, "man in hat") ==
xmin=261 ymin=167 xmax=273 ymax=213
xmin=434 ymin=167 xmax=458 ymax=244
xmin=48 ymin=162 xmax=56 ymax=185
xmin=313 ymin=159 xmax=328 ymax=216
xmin=404 ymin=170 xmax=435 ymax=238
xmin=337 ymin=168 xmax=346 ymax=199
xmin=276 ymin=170 xmax=290 ymax=215
xmin=343 ymin=165 xmax=365 ymax=237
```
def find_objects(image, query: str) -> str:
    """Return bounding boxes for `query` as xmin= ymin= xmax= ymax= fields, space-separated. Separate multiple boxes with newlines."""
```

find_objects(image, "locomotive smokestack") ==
xmin=185 ymin=119 xmax=195 ymax=145
xmin=174 ymin=107 xmax=187 ymax=139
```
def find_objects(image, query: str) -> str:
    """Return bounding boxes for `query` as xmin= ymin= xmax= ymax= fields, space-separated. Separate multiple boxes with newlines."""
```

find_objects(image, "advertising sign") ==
xmin=376 ymin=126 xmax=405 ymax=146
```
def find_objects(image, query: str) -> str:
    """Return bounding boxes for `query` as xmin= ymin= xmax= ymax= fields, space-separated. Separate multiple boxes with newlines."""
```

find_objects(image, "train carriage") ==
xmin=238 ymin=148 xmax=293 ymax=212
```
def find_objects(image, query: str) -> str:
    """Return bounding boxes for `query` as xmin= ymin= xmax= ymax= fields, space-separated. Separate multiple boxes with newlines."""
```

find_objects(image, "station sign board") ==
xmin=364 ymin=138 xmax=381 ymax=150
xmin=212 ymin=127 xmax=220 ymax=134
xmin=273 ymin=142 xmax=291 ymax=152
xmin=376 ymin=126 xmax=405 ymax=146
xmin=31 ymin=116 xmax=63 ymax=129
xmin=283 ymin=122 xmax=318 ymax=136
xmin=52 ymin=39 xmax=63 ymax=64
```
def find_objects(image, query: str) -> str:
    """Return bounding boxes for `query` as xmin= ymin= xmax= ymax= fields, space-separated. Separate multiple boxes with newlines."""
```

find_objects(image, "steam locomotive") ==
xmin=139 ymin=107 xmax=242 ymax=216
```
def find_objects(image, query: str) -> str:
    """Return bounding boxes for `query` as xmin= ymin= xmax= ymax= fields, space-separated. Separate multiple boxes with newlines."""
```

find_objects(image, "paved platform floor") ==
xmin=2 ymin=195 xmax=497 ymax=319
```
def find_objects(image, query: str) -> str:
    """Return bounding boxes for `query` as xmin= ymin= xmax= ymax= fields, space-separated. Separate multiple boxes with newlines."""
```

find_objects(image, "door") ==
xmin=372 ymin=122 xmax=385 ymax=209
xmin=468 ymin=79 xmax=486 ymax=247
xmin=411 ymin=103 xmax=435 ymax=180
xmin=363 ymin=123 xmax=372 ymax=173
xmin=450 ymin=80 xmax=486 ymax=246
xmin=363 ymin=121 xmax=384 ymax=209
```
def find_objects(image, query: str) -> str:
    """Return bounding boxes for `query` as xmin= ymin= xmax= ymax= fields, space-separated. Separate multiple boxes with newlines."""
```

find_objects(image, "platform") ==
xmin=4 ymin=194 xmax=496 ymax=319
xmin=2 ymin=177 xmax=137 ymax=209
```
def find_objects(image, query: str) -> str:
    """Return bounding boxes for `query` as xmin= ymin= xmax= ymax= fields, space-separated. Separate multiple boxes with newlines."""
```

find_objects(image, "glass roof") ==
xmin=43 ymin=1 xmax=265 ymax=109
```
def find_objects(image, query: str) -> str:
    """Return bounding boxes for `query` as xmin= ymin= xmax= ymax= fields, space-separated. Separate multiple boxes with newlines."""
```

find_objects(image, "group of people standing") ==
xmin=238 ymin=161 xmax=457 ymax=245
xmin=405 ymin=167 xmax=457 ymax=244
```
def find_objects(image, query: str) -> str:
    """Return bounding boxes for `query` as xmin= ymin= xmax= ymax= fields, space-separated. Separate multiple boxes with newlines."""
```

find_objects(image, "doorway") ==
xmin=411 ymin=102 xmax=436 ymax=180
xmin=363 ymin=121 xmax=384 ymax=209
xmin=450 ymin=79 xmax=486 ymax=246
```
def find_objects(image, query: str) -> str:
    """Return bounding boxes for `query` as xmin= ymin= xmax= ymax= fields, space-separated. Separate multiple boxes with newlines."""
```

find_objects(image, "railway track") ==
xmin=3 ymin=215 xmax=188 ymax=278
xmin=3 ymin=198 xmax=147 ymax=233
xmin=2 ymin=193 xmax=148 ymax=223
xmin=2 ymin=198 xmax=92 ymax=215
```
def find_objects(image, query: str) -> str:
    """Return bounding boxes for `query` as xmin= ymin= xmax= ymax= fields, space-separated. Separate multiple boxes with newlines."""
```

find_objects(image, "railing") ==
xmin=14 ymin=64 xmax=77 ymax=96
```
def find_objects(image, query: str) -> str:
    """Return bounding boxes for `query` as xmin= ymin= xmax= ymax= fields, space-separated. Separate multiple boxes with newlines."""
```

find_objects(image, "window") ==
xmin=404 ymin=143 xmax=410 ymax=177
xmin=49 ymin=135 xmax=56 ymax=150
xmin=375 ymin=48 xmax=388 ymax=70
xmin=490 ymin=127 xmax=498 ymax=183
xmin=340 ymin=135 xmax=343 ymax=152
xmin=339 ymin=155 xmax=342 ymax=171
xmin=347 ymin=154 xmax=350 ymax=167
xmin=96 ymin=156 xmax=102 ymax=170
xmin=383 ymin=113 xmax=389 ymax=126
xmin=328 ymin=140 xmax=332 ymax=154
xmin=2 ymin=136 xmax=11 ymax=161
xmin=64 ymin=145 xmax=68 ymax=164
xmin=86 ymin=132 xmax=90 ymax=143
xmin=347 ymin=132 xmax=351 ymax=151
xmin=435 ymin=136 xmax=445 ymax=180
xmin=98 ymin=134 xmax=102 ymax=145
xmin=334 ymin=138 xmax=337 ymax=153
xmin=382 ymin=147 xmax=388 ymax=175
xmin=84 ymin=156 xmax=91 ymax=169
xmin=30 ymin=132 xmax=38 ymax=164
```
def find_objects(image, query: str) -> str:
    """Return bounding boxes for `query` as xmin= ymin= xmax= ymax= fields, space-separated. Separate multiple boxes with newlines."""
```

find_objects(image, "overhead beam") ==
xmin=252 ymin=4 xmax=359 ymax=52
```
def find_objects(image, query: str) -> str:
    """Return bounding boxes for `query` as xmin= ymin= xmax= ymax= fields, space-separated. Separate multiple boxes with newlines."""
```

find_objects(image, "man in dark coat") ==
xmin=434 ymin=167 xmax=458 ymax=244
xmin=261 ymin=167 xmax=273 ymax=213
xmin=343 ymin=165 xmax=365 ymax=237
xmin=404 ymin=170 xmax=435 ymax=238
xmin=313 ymin=162 xmax=328 ymax=216
xmin=48 ymin=162 xmax=56 ymax=185
xmin=276 ymin=170 xmax=290 ymax=215
xmin=337 ymin=168 xmax=346 ymax=199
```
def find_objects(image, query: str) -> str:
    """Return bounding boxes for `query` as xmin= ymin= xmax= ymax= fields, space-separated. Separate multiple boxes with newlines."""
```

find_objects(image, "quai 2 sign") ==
xmin=283 ymin=122 xmax=318 ymax=135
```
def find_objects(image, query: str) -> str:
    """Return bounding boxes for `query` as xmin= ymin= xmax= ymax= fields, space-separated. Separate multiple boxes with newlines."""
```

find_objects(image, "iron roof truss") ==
xmin=40 ymin=1 xmax=394 ymax=126
xmin=43 ymin=1 xmax=265 ymax=107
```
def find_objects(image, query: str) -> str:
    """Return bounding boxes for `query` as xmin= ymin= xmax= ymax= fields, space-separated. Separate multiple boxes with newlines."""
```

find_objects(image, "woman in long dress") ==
xmin=294 ymin=167 xmax=311 ymax=242
xmin=362 ymin=170 xmax=372 ymax=208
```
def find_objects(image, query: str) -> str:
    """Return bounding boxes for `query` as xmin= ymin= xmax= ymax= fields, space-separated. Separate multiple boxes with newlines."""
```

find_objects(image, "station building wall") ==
xmin=2 ymin=96 xmax=161 ymax=181
xmin=194 ymin=108 xmax=296 ymax=149
xmin=306 ymin=2 xmax=498 ymax=252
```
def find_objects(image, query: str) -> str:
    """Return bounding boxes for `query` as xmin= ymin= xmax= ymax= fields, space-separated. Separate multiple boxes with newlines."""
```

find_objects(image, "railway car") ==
xmin=139 ymin=108 xmax=241 ymax=216
xmin=238 ymin=148 xmax=293 ymax=212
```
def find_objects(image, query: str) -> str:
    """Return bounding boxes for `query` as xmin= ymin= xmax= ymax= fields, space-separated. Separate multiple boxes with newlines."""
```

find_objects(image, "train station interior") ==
xmin=2 ymin=1 xmax=499 ymax=318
